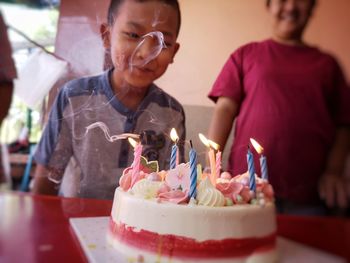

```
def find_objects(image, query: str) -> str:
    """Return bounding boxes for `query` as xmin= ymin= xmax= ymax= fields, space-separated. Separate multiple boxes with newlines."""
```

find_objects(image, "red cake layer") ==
xmin=109 ymin=218 xmax=276 ymax=259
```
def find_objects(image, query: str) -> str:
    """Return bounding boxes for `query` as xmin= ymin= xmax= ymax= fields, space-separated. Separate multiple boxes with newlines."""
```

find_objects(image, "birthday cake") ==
xmin=108 ymin=156 xmax=278 ymax=262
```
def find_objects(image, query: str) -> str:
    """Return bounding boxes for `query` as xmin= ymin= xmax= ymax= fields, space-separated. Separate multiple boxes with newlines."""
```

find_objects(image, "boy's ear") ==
xmin=170 ymin=43 xmax=180 ymax=63
xmin=100 ymin=23 xmax=111 ymax=48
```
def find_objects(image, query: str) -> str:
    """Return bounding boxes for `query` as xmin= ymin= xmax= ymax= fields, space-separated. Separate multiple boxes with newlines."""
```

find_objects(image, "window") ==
xmin=0 ymin=3 xmax=59 ymax=146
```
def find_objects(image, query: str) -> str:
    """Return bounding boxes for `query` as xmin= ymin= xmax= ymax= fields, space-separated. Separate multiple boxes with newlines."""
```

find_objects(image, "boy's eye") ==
xmin=125 ymin=32 xmax=140 ymax=39
xmin=163 ymin=38 xmax=175 ymax=48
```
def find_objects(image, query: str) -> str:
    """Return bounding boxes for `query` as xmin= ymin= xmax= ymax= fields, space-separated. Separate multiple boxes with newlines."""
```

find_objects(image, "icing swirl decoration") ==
xmin=197 ymin=177 xmax=225 ymax=207
xmin=132 ymin=179 xmax=162 ymax=199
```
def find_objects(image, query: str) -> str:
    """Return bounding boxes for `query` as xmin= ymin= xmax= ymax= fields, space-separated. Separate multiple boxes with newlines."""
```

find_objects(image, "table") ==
xmin=0 ymin=191 xmax=349 ymax=263
xmin=0 ymin=191 xmax=111 ymax=263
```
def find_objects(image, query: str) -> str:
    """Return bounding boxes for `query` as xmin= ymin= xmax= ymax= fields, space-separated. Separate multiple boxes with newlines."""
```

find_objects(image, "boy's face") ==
xmin=268 ymin=0 xmax=314 ymax=41
xmin=101 ymin=0 xmax=180 ymax=89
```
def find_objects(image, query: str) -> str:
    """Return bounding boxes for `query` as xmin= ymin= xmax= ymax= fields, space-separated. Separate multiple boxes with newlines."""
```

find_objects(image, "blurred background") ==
xmin=0 ymin=0 xmax=349 ymax=190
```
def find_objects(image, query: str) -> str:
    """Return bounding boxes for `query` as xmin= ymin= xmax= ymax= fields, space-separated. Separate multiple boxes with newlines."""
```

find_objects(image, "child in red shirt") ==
xmin=208 ymin=0 xmax=350 ymax=215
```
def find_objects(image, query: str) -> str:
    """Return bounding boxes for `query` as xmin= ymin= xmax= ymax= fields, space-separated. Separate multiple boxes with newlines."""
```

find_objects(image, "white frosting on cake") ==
xmin=110 ymin=165 xmax=277 ymax=262
xmin=197 ymin=177 xmax=226 ymax=207
xmin=111 ymin=188 xmax=276 ymax=241
xmin=131 ymin=178 xmax=163 ymax=199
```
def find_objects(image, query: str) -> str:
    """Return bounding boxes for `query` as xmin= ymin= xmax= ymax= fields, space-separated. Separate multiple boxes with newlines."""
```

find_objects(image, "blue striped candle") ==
xmin=247 ymin=146 xmax=256 ymax=192
xmin=170 ymin=144 xmax=177 ymax=169
xmin=170 ymin=128 xmax=179 ymax=169
xmin=189 ymin=142 xmax=197 ymax=199
xmin=260 ymin=154 xmax=268 ymax=181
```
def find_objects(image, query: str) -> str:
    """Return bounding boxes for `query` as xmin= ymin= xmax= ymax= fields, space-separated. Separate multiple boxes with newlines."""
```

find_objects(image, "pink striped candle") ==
xmin=215 ymin=150 xmax=222 ymax=180
xmin=131 ymin=142 xmax=143 ymax=187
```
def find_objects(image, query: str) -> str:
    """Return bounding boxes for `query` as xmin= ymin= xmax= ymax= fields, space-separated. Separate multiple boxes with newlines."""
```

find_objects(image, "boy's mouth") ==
xmin=279 ymin=11 xmax=300 ymax=24
xmin=130 ymin=66 xmax=154 ymax=75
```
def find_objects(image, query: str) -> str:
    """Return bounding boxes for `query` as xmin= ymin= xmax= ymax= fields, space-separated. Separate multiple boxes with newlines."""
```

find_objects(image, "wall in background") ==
xmin=55 ymin=0 xmax=350 ymax=107
xmin=156 ymin=0 xmax=350 ymax=106
xmin=52 ymin=0 xmax=350 ymax=169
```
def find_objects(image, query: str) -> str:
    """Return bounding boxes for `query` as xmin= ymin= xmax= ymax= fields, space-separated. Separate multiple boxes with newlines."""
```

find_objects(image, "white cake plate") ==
xmin=69 ymin=217 xmax=346 ymax=263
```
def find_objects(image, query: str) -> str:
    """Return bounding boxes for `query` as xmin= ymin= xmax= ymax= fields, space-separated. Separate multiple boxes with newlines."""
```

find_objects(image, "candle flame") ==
xmin=250 ymin=138 xmax=264 ymax=154
xmin=199 ymin=133 xmax=220 ymax=150
xmin=198 ymin=133 xmax=210 ymax=147
xmin=170 ymin=128 xmax=179 ymax=142
xmin=128 ymin=137 xmax=138 ymax=148
xmin=208 ymin=139 xmax=220 ymax=151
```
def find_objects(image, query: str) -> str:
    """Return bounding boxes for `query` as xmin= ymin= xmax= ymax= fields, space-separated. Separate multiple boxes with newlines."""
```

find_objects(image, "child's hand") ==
xmin=318 ymin=173 xmax=350 ymax=209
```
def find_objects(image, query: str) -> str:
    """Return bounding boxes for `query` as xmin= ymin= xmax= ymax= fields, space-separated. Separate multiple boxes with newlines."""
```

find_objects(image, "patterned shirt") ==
xmin=35 ymin=69 xmax=186 ymax=199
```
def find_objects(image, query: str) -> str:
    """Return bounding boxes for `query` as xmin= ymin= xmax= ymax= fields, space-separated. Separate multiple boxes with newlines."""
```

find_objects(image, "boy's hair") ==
xmin=107 ymin=0 xmax=181 ymax=36
xmin=265 ymin=0 xmax=317 ymax=8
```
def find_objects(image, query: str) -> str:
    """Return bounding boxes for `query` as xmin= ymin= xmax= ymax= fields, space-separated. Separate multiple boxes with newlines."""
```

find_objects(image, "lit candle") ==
xmin=199 ymin=133 xmax=216 ymax=186
xmin=209 ymin=139 xmax=220 ymax=183
xmin=170 ymin=128 xmax=179 ymax=169
xmin=209 ymin=140 xmax=221 ymax=182
xmin=208 ymin=148 xmax=216 ymax=185
xmin=189 ymin=140 xmax=197 ymax=199
xmin=250 ymin=138 xmax=269 ymax=181
xmin=128 ymin=138 xmax=143 ymax=187
xmin=247 ymin=145 xmax=256 ymax=192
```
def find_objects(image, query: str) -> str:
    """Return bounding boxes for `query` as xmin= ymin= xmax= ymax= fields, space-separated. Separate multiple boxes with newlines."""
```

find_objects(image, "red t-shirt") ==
xmin=209 ymin=39 xmax=350 ymax=204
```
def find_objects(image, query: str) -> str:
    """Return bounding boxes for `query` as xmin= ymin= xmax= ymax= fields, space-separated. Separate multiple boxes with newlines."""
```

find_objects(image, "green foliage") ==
xmin=33 ymin=9 xmax=58 ymax=42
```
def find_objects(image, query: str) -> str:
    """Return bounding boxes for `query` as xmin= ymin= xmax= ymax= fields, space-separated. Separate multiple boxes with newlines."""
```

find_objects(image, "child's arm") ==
xmin=318 ymin=126 xmax=350 ymax=209
xmin=208 ymin=97 xmax=239 ymax=152
xmin=32 ymin=164 xmax=59 ymax=195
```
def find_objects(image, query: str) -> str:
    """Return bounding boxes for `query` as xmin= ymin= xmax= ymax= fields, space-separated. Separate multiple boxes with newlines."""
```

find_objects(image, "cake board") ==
xmin=69 ymin=217 xmax=346 ymax=263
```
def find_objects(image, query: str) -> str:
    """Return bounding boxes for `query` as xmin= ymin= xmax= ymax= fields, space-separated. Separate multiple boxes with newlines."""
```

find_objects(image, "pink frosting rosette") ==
xmin=119 ymin=167 xmax=146 ymax=191
xmin=220 ymin=171 xmax=232 ymax=180
xmin=216 ymin=181 xmax=243 ymax=198
xmin=146 ymin=172 xmax=162 ymax=182
xmin=216 ymin=180 xmax=252 ymax=204
xmin=156 ymin=163 xmax=191 ymax=204
xmin=222 ymin=172 xmax=274 ymax=203
xmin=256 ymin=181 xmax=274 ymax=200
xmin=119 ymin=167 xmax=132 ymax=191
xmin=165 ymin=163 xmax=190 ymax=192
xmin=231 ymin=172 xmax=250 ymax=187
xmin=234 ymin=186 xmax=252 ymax=204
xmin=157 ymin=189 xmax=189 ymax=204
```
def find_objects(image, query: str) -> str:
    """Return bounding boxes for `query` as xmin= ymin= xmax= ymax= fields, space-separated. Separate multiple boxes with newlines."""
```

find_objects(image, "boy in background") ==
xmin=208 ymin=0 xmax=350 ymax=215
xmin=32 ymin=0 xmax=185 ymax=199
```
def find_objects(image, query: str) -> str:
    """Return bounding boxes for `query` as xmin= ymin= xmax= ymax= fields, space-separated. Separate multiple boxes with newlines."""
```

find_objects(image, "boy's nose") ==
xmin=282 ymin=0 xmax=302 ymax=10
xmin=130 ymin=31 xmax=165 ymax=67
xmin=139 ymin=36 xmax=160 ymax=57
